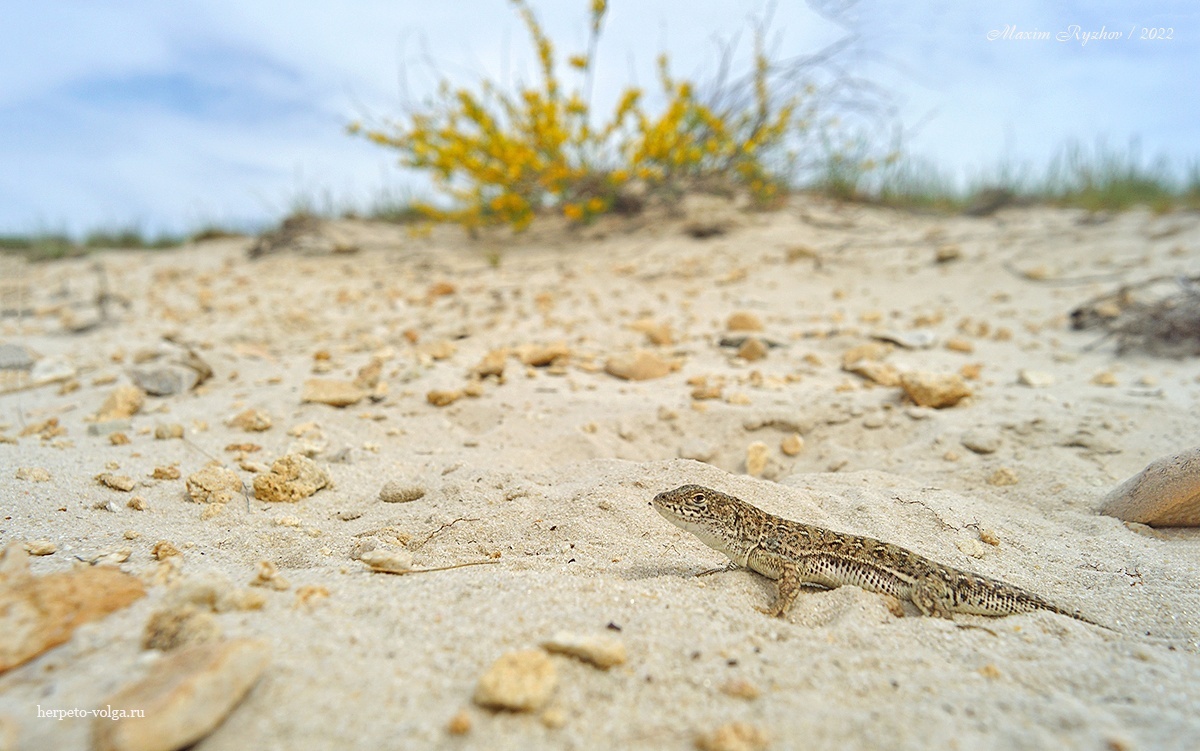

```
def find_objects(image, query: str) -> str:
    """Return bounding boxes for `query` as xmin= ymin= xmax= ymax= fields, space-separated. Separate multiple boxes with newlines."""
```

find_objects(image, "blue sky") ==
xmin=0 ymin=1 xmax=1196 ymax=236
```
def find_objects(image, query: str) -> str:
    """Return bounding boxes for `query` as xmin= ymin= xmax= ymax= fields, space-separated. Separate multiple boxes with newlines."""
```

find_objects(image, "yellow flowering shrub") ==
xmin=349 ymin=0 xmax=805 ymax=231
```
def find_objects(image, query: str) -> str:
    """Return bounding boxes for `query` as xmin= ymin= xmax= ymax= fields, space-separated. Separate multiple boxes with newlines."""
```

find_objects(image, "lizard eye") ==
xmin=692 ymin=493 xmax=705 ymax=503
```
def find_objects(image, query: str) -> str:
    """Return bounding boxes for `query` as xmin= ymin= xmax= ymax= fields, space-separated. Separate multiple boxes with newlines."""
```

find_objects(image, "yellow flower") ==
xmin=563 ymin=203 xmax=584 ymax=221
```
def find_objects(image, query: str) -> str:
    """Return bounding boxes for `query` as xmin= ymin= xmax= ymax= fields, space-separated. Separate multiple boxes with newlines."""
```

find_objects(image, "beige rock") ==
xmin=15 ymin=467 xmax=50 ymax=482
xmin=540 ymin=631 xmax=627 ymax=669
xmin=944 ymin=337 xmax=974 ymax=353
xmin=605 ymin=350 xmax=675 ymax=381
xmin=696 ymin=721 xmax=770 ymax=751
xmin=95 ymin=384 xmax=145 ymax=421
xmin=379 ymin=480 xmax=426 ymax=503
xmin=97 ymin=473 xmax=136 ymax=492
xmin=1017 ymin=369 xmax=1055 ymax=387
xmin=988 ymin=467 xmax=1019 ymax=486
xmin=726 ymin=311 xmax=763 ymax=332
xmin=1100 ymin=446 xmax=1200 ymax=526
xmin=1091 ymin=371 xmax=1119 ymax=387
xmin=736 ymin=338 xmax=768 ymax=362
xmin=720 ymin=678 xmax=761 ymax=700
xmin=446 ymin=709 xmax=472 ymax=736
xmin=152 ymin=466 xmax=181 ymax=480
xmin=301 ymin=379 xmax=366 ymax=407
xmin=840 ymin=342 xmax=892 ymax=368
xmin=746 ymin=442 xmax=770 ymax=476
xmin=518 ymin=342 xmax=571 ymax=367
xmin=93 ymin=639 xmax=270 ymax=751
xmin=780 ymin=433 xmax=805 ymax=457
xmin=154 ymin=423 xmax=184 ymax=440
xmin=419 ymin=339 xmax=457 ymax=361
xmin=24 ymin=540 xmax=56 ymax=556
xmin=142 ymin=604 xmax=221 ymax=651
xmin=473 ymin=649 xmax=557 ymax=712
xmin=844 ymin=360 xmax=901 ymax=387
xmin=186 ymin=466 xmax=242 ymax=505
xmin=426 ymin=389 xmax=463 ymax=407
xmin=0 ymin=545 xmax=145 ymax=672
xmin=151 ymin=541 xmax=182 ymax=560
xmin=899 ymin=371 xmax=972 ymax=409
xmin=229 ymin=408 xmax=272 ymax=432
xmin=629 ymin=318 xmax=674 ymax=345
xmin=252 ymin=454 xmax=329 ymax=503
xmin=472 ymin=349 xmax=509 ymax=379
xmin=360 ymin=549 xmax=414 ymax=574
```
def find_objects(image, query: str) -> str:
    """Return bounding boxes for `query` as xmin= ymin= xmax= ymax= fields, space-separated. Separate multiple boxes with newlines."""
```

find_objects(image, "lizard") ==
xmin=652 ymin=484 xmax=1105 ymax=627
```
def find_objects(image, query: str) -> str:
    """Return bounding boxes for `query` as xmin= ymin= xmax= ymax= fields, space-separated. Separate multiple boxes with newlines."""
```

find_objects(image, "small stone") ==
xmin=447 ymin=709 xmax=472 ymax=736
xmin=956 ymin=537 xmax=988 ymax=559
xmin=230 ymin=408 xmax=272 ymax=432
xmin=0 ymin=343 xmax=36 ymax=370
xmin=679 ymin=439 xmax=717 ymax=463
xmin=1100 ymin=446 xmax=1200 ymax=526
xmin=24 ymin=540 xmax=56 ymax=556
xmin=899 ymin=371 xmax=971 ymax=409
xmin=840 ymin=342 xmax=892 ymax=368
xmin=360 ymin=549 xmax=414 ymax=573
xmin=418 ymin=339 xmax=457 ymax=361
xmin=142 ymin=604 xmax=221 ymax=651
xmin=736 ymin=338 xmax=768 ymax=362
xmin=379 ymin=480 xmax=426 ymax=503
xmin=844 ymin=361 xmax=900 ymax=387
xmin=473 ymin=649 xmax=557 ymax=712
xmin=961 ymin=428 xmax=1001 ymax=454
xmin=109 ymin=432 xmax=131 ymax=445
xmin=630 ymin=318 xmax=674 ymax=345
xmin=935 ymin=244 xmax=962 ymax=263
xmin=604 ymin=350 xmax=675 ymax=381
xmin=15 ymin=467 xmax=50 ymax=482
xmin=302 ymin=379 xmax=366 ymax=407
xmin=873 ymin=330 xmax=938 ymax=349
xmin=249 ymin=560 xmax=290 ymax=590
xmin=131 ymin=365 xmax=199 ymax=396
xmin=1017 ymin=369 xmax=1055 ymax=388
xmin=0 ymin=545 xmax=145 ymax=672
xmin=519 ymin=342 xmax=571 ymax=367
xmin=540 ymin=706 xmax=568 ymax=729
xmin=88 ymin=419 xmax=131 ymax=436
xmin=719 ymin=678 xmax=761 ymax=700
xmin=94 ymin=384 xmax=145 ymax=421
xmin=152 ymin=466 xmax=181 ymax=480
xmin=426 ymin=389 xmax=463 ymax=407
xmin=979 ymin=529 xmax=1000 ymax=546
xmin=472 ymin=349 xmax=509 ymax=379
xmin=540 ymin=632 xmax=627 ymax=669
xmin=979 ymin=663 xmax=1002 ymax=679
xmin=745 ymin=442 xmax=770 ymax=476
xmin=988 ymin=467 xmax=1019 ymax=486
xmin=944 ymin=337 xmax=974 ymax=353
xmin=155 ymin=423 xmax=185 ymax=440
xmin=128 ymin=497 xmax=147 ymax=511
xmin=92 ymin=639 xmax=270 ymax=751
xmin=186 ymin=466 xmax=243 ymax=505
xmin=1091 ymin=371 xmax=1118 ymax=387
xmin=696 ymin=721 xmax=770 ymax=751
xmin=152 ymin=541 xmax=182 ymax=560
xmin=96 ymin=473 xmax=136 ymax=492
xmin=780 ymin=433 xmax=805 ymax=457
xmin=252 ymin=454 xmax=329 ymax=503
xmin=726 ymin=311 xmax=764 ymax=332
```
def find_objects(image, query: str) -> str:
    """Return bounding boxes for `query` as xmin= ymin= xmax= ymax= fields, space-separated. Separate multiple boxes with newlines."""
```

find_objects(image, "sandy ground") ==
xmin=1 ymin=197 xmax=1199 ymax=750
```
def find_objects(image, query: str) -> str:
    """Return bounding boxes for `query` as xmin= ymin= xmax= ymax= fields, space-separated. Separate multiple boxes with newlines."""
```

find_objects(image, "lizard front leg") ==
xmin=756 ymin=560 xmax=803 ymax=618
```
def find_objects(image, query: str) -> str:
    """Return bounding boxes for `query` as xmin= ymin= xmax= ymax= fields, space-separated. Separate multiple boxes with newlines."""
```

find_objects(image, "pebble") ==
xmin=186 ymin=466 xmax=243 ymax=505
xmin=131 ymin=365 xmax=198 ymax=396
xmin=94 ymin=384 xmax=145 ymax=421
xmin=88 ymin=419 xmax=132 ymax=436
xmin=961 ymin=428 xmax=1002 ymax=454
xmin=899 ymin=371 xmax=972 ymax=409
xmin=679 ymin=439 xmax=718 ymax=463
xmin=252 ymin=454 xmax=329 ymax=503
xmin=630 ymin=318 xmax=674 ymax=345
xmin=720 ymin=678 xmax=761 ymax=700
xmin=301 ymin=378 xmax=366 ymax=407
xmin=726 ymin=311 xmax=764 ymax=332
xmin=604 ymin=350 xmax=674 ymax=380
xmin=24 ymin=540 xmax=56 ymax=556
xmin=745 ymin=442 xmax=770 ymax=476
xmin=154 ymin=423 xmax=184 ymax=440
xmin=0 ymin=343 xmax=36 ymax=370
xmin=1091 ymin=371 xmax=1119 ymax=387
xmin=540 ymin=631 xmax=627 ymax=669
xmin=519 ymin=342 xmax=571 ymax=367
xmin=472 ymin=349 xmax=509 ymax=379
xmin=360 ymin=549 xmax=414 ymax=573
xmin=379 ymin=479 xmax=426 ymax=503
xmin=988 ymin=467 xmax=1019 ymax=486
xmin=0 ymin=544 xmax=145 ymax=672
xmin=1017 ymin=369 xmax=1055 ymax=387
xmin=944 ymin=337 xmax=974 ymax=353
xmin=1101 ymin=445 xmax=1200 ymax=526
xmin=96 ymin=473 xmax=136 ymax=492
xmin=473 ymin=649 xmax=558 ymax=712
xmin=780 ymin=433 xmax=805 ymax=456
xmin=15 ymin=467 xmax=50 ymax=482
xmin=736 ymin=338 xmax=769 ymax=362
xmin=696 ymin=721 xmax=770 ymax=751
xmin=845 ymin=360 xmax=900 ymax=387
xmin=93 ymin=639 xmax=270 ymax=751
xmin=873 ymin=330 xmax=938 ymax=349
xmin=229 ymin=408 xmax=272 ymax=432
xmin=426 ymin=389 xmax=463 ymax=407
xmin=142 ymin=604 xmax=221 ymax=651
xmin=446 ymin=710 xmax=472 ymax=736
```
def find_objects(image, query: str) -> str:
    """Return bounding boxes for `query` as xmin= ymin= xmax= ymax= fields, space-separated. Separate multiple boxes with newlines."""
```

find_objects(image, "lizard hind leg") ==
xmin=757 ymin=563 xmax=803 ymax=618
xmin=910 ymin=577 xmax=957 ymax=619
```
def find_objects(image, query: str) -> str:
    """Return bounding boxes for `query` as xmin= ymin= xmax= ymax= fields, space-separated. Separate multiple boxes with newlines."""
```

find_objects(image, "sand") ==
xmin=1 ymin=197 xmax=1199 ymax=750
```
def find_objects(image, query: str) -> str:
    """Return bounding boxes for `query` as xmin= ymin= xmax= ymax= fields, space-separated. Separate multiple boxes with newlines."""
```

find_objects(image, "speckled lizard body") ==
xmin=653 ymin=484 xmax=1102 ymax=626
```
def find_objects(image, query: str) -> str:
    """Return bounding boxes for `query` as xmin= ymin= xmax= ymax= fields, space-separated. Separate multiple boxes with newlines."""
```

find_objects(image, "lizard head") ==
xmin=651 ymin=484 xmax=751 ymax=562
xmin=652 ymin=484 xmax=720 ymax=520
